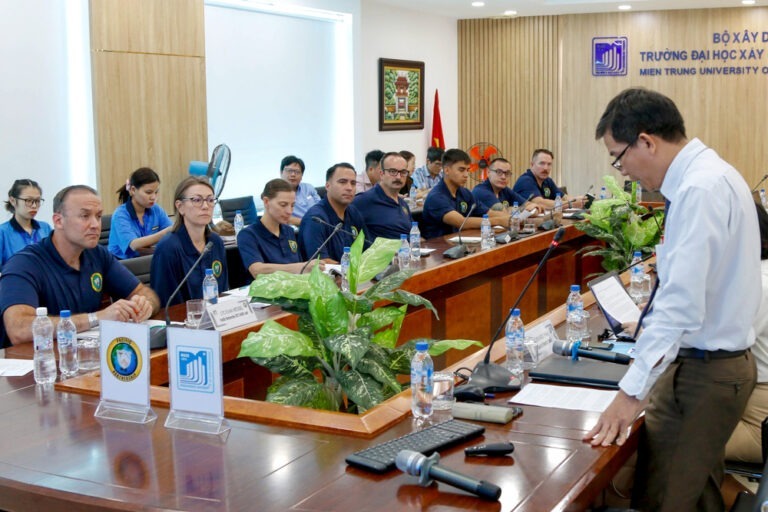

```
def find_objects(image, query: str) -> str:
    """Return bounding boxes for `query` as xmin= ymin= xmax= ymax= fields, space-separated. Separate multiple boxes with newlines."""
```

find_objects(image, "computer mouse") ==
xmin=454 ymin=385 xmax=486 ymax=403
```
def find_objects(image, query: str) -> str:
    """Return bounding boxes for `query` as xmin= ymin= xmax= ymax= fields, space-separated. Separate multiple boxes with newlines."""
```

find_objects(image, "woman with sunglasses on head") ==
xmin=150 ymin=177 xmax=229 ymax=306
xmin=0 ymin=179 xmax=52 ymax=266
xmin=108 ymin=167 xmax=172 ymax=259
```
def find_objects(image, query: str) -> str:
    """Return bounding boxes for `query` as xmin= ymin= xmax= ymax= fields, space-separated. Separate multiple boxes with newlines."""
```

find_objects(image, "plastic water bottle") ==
xmin=212 ymin=201 xmax=223 ymax=224
xmin=509 ymin=202 xmax=521 ymax=237
xmin=480 ymin=214 xmax=494 ymax=250
xmin=761 ymin=189 xmax=768 ymax=211
xmin=32 ymin=307 xmax=56 ymax=384
xmin=554 ymin=193 xmax=563 ymax=215
xmin=56 ymin=310 xmax=78 ymax=378
xmin=629 ymin=251 xmax=645 ymax=304
xmin=340 ymin=247 xmax=351 ymax=292
xmin=599 ymin=186 xmax=607 ymax=200
xmin=203 ymin=268 xmax=219 ymax=304
xmin=398 ymin=234 xmax=411 ymax=270
xmin=410 ymin=340 xmax=433 ymax=419
xmin=505 ymin=308 xmax=525 ymax=377
xmin=636 ymin=182 xmax=643 ymax=203
xmin=409 ymin=184 xmax=418 ymax=208
xmin=233 ymin=210 xmax=244 ymax=235
xmin=566 ymin=285 xmax=585 ymax=343
xmin=409 ymin=222 xmax=421 ymax=262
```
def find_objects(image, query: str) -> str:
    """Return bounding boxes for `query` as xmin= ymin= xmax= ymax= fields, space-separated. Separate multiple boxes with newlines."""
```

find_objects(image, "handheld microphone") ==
xmin=752 ymin=174 xmax=768 ymax=193
xmin=396 ymin=450 xmax=502 ymax=501
xmin=301 ymin=219 xmax=343 ymax=272
xmin=469 ymin=227 xmax=566 ymax=392
xmin=552 ymin=339 xmax=631 ymax=364
xmin=443 ymin=203 xmax=477 ymax=259
xmin=159 ymin=241 xmax=214 ymax=348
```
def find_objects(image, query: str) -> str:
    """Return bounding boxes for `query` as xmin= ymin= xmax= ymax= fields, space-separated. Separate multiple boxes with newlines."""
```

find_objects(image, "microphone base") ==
xmin=443 ymin=244 xmax=469 ymax=259
xmin=469 ymin=362 xmax=521 ymax=393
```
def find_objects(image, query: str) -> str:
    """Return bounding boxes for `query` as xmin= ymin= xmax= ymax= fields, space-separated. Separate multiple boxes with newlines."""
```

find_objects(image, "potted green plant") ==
xmin=575 ymin=176 xmax=664 ymax=272
xmin=237 ymin=232 xmax=480 ymax=413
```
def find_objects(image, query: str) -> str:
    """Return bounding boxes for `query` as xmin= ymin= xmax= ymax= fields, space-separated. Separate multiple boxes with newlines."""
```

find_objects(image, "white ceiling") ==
xmin=372 ymin=0 xmax=756 ymax=19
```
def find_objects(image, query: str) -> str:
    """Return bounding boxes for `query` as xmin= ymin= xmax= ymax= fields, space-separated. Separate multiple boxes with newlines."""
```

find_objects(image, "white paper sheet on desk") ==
xmin=0 ymin=359 xmax=34 ymax=376
xmin=509 ymin=383 xmax=618 ymax=412
xmin=417 ymin=248 xmax=436 ymax=256
xmin=447 ymin=236 xmax=482 ymax=244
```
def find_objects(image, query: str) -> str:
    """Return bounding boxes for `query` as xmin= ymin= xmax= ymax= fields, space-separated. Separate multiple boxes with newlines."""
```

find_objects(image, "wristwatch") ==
xmin=88 ymin=312 xmax=99 ymax=329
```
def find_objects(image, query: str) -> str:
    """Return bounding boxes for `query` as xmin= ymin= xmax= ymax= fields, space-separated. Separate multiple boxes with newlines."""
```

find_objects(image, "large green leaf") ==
xmin=266 ymin=376 xmax=341 ymax=411
xmin=249 ymin=271 xmax=311 ymax=300
xmin=429 ymin=338 xmax=482 ymax=357
xmin=348 ymin=230 xmax=367 ymax=294
xmin=358 ymin=237 xmax=400 ymax=284
xmin=238 ymin=320 xmax=316 ymax=359
xmin=357 ymin=357 xmax=402 ymax=394
xmin=308 ymin=264 xmax=348 ymax=339
xmin=604 ymin=175 xmax=630 ymax=201
xmin=372 ymin=327 xmax=398 ymax=349
xmin=250 ymin=296 xmax=310 ymax=315
xmin=323 ymin=327 xmax=372 ymax=370
xmin=359 ymin=306 xmax=405 ymax=332
xmin=337 ymin=370 xmax=384 ymax=412
xmin=363 ymin=268 xmax=415 ymax=300
xmin=340 ymin=290 xmax=374 ymax=317
xmin=364 ymin=343 xmax=393 ymax=367
xmin=250 ymin=354 xmax=318 ymax=380
xmin=377 ymin=290 xmax=438 ymax=318
xmin=389 ymin=345 xmax=416 ymax=374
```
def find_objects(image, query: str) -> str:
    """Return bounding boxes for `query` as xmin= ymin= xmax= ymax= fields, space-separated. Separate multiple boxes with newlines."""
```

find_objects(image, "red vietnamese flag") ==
xmin=431 ymin=89 xmax=445 ymax=149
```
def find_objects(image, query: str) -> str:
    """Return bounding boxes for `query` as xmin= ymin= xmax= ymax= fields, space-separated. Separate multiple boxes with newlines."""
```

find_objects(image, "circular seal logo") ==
xmin=351 ymin=226 xmax=359 ymax=237
xmin=90 ymin=272 xmax=103 ymax=292
xmin=211 ymin=260 xmax=223 ymax=278
xmin=459 ymin=201 xmax=468 ymax=213
xmin=288 ymin=240 xmax=298 ymax=253
xmin=401 ymin=206 xmax=409 ymax=216
xmin=543 ymin=186 xmax=552 ymax=198
xmin=502 ymin=200 xmax=510 ymax=208
xmin=106 ymin=337 xmax=142 ymax=382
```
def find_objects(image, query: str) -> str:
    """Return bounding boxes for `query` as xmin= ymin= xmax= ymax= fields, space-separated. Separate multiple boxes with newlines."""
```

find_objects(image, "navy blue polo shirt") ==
xmin=151 ymin=225 xmax=229 ymax=306
xmin=298 ymin=198 xmax=368 ymax=261
xmin=512 ymin=169 xmax=563 ymax=200
xmin=472 ymin=179 xmax=528 ymax=210
xmin=421 ymin=179 xmax=488 ymax=240
xmin=237 ymin=219 xmax=300 ymax=269
xmin=0 ymin=234 xmax=140 ymax=345
xmin=351 ymin=184 xmax=412 ymax=240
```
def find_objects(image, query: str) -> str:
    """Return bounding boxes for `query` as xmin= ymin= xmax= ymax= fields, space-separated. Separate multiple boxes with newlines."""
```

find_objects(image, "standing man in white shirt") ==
xmin=281 ymin=155 xmax=320 ymax=227
xmin=586 ymin=88 xmax=760 ymax=511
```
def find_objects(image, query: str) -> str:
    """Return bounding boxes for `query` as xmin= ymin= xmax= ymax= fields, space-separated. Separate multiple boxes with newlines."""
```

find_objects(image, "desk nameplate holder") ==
xmin=94 ymin=320 xmax=157 ymax=424
xmin=165 ymin=327 xmax=230 ymax=438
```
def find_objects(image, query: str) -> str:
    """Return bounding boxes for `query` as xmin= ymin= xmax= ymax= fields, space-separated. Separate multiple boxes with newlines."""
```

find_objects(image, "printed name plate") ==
xmin=206 ymin=298 xmax=258 ymax=331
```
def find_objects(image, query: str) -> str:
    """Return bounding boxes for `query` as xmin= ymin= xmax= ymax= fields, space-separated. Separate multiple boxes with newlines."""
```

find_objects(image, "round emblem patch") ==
xmin=106 ymin=337 xmax=142 ymax=382
xmin=90 ymin=272 xmax=103 ymax=292
xmin=459 ymin=201 xmax=468 ymax=213
xmin=211 ymin=260 xmax=223 ymax=278
xmin=351 ymin=226 xmax=359 ymax=237
xmin=288 ymin=240 xmax=298 ymax=253
xmin=543 ymin=187 xmax=552 ymax=198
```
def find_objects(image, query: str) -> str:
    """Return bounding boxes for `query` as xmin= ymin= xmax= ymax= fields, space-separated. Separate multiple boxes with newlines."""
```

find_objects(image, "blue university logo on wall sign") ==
xmin=592 ymin=37 xmax=628 ymax=76
xmin=176 ymin=347 xmax=214 ymax=393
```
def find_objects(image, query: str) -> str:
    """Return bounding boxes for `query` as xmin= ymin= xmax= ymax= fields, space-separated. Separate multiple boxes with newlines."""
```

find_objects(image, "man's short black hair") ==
xmin=365 ymin=150 xmax=384 ymax=170
xmin=380 ymin=151 xmax=404 ymax=170
xmin=53 ymin=185 xmax=98 ymax=214
xmin=595 ymin=88 xmax=687 ymax=144
xmin=489 ymin=157 xmax=510 ymax=167
xmin=442 ymin=148 xmax=471 ymax=167
xmin=426 ymin=146 xmax=444 ymax=163
xmin=280 ymin=155 xmax=305 ymax=173
xmin=326 ymin=162 xmax=355 ymax=183
xmin=531 ymin=149 xmax=553 ymax=161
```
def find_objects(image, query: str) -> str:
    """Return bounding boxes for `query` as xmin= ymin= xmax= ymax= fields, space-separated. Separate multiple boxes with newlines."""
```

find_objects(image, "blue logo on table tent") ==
xmin=593 ymin=37 xmax=628 ymax=76
xmin=177 ymin=347 xmax=214 ymax=393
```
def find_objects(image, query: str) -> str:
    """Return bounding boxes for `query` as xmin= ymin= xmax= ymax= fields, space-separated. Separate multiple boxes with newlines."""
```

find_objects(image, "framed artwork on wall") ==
xmin=378 ymin=58 xmax=425 ymax=131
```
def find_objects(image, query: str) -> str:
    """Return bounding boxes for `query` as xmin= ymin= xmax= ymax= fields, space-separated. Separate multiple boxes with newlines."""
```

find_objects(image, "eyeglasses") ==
xmin=15 ymin=197 xmax=43 ymax=207
xmin=383 ymin=168 xmax=409 ymax=178
xmin=611 ymin=140 xmax=636 ymax=170
xmin=182 ymin=196 xmax=217 ymax=207
xmin=490 ymin=169 xmax=511 ymax=178
xmin=282 ymin=168 xmax=302 ymax=176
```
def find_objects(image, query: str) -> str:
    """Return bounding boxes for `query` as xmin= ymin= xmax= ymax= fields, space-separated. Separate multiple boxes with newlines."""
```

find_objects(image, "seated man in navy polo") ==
xmin=472 ymin=157 xmax=540 ymax=214
xmin=421 ymin=148 xmax=510 ymax=240
xmin=299 ymin=163 xmax=369 ymax=263
xmin=352 ymin=152 xmax=413 ymax=240
xmin=513 ymin=148 xmax=586 ymax=209
xmin=0 ymin=185 xmax=160 ymax=346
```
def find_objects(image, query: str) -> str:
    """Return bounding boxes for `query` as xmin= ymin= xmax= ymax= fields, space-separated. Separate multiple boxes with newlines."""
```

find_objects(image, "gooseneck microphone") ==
xmin=752 ymin=174 xmax=768 ymax=193
xmin=301 ymin=218 xmax=343 ymax=273
xmin=443 ymin=203 xmax=477 ymax=259
xmin=311 ymin=216 xmax=376 ymax=246
xmin=396 ymin=450 xmax=502 ymax=501
xmin=552 ymin=339 xmax=631 ymax=364
xmin=469 ymin=227 xmax=566 ymax=392
xmin=165 ymin=241 xmax=214 ymax=326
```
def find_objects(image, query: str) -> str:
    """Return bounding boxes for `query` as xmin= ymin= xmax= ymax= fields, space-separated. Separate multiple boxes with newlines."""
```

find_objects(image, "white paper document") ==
xmin=509 ymin=383 xmax=618 ymax=413
xmin=0 ymin=359 xmax=34 ymax=376
xmin=590 ymin=274 xmax=641 ymax=326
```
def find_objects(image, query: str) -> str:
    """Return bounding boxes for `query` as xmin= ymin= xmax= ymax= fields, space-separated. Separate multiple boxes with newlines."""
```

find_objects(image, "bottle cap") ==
xmin=633 ymin=250 xmax=642 ymax=257
xmin=36 ymin=307 xmax=47 ymax=316
xmin=412 ymin=222 xmax=418 ymax=227
xmin=60 ymin=310 xmax=71 ymax=318
xmin=343 ymin=246 xmax=351 ymax=253
xmin=236 ymin=210 xmax=241 ymax=214
xmin=512 ymin=308 xmax=521 ymax=316
xmin=205 ymin=268 xmax=213 ymax=276
xmin=483 ymin=214 xmax=489 ymax=219
xmin=401 ymin=234 xmax=408 ymax=240
xmin=415 ymin=341 xmax=429 ymax=351
xmin=570 ymin=284 xmax=580 ymax=292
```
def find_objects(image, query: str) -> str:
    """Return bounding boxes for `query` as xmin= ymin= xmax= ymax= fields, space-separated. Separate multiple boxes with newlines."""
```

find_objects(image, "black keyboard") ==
xmin=345 ymin=419 xmax=485 ymax=473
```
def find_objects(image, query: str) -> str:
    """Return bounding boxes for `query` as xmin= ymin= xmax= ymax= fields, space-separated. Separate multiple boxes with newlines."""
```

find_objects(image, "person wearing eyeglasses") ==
xmin=150 ymin=177 xmax=229 ymax=306
xmin=280 ymin=155 xmax=320 ymax=227
xmin=108 ymin=167 xmax=172 ymax=259
xmin=411 ymin=147 xmax=445 ymax=199
xmin=472 ymin=158 xmax=539 ymax=214
xmin=0 ymin=185 xmax=160 ymax=347
xmin=356 ymin=149 xmax=384 ymax=195
xmin=352 ymin=152 xmax=413 ymax=240
xmin=512 ymin=149 xmax=586 ymax=210
xmin=0 ymin=179 xmax=52 ymax=267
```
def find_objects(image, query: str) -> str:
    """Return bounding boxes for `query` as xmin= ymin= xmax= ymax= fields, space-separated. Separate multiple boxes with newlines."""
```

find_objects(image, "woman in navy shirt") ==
xmin=238 ymin=179 xmax=322 ymax=277
xmin=0 ymin=179 xmax=52 ymax=266
xmin=108 ymin=167 xmax=172 ymax=259
xmin=150 ymin=177 xmax=228 ymax=306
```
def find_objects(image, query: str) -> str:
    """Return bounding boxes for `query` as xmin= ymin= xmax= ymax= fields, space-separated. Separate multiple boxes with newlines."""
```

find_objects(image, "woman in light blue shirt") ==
xmin=0 ymin=179 xmax=52 ymax=266
xmin=108 ymin=167 xmax=172 ymax=259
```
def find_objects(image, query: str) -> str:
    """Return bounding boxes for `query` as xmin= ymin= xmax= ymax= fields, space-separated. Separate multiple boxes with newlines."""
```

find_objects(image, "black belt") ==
xmin=676 ymin=348 xmax=747 ymax=361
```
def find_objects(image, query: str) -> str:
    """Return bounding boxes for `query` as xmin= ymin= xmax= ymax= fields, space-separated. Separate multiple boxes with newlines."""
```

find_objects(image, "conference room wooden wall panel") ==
xmin=90 ymin=0 xmax=205 ymax=56
xmin=501 ymin=264 xmax=539 ymax=320
xmin=91 ymin=51 xmax=208 ymax=213
xmin=444 ymin=283 xmax=492 ymax=365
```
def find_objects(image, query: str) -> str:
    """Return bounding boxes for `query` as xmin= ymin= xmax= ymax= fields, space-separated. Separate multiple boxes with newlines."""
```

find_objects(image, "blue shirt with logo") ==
xmin=237 ymin=219 xmax=300 ymax=269
xmin=108 ymin=201 xmax=172 ymax=259
xmin=150 ymin=225 xmax=229 ymax=306
xmin=351 ymin=184 xmax=412 ymax=240
xmin=298 ymin=197 xmax=368 ymax=261
xmin=512 ymin=169 xmax=563 ymax=200
xmin=0 ymin=217 xmax=52 ymax=267
xmin=421 ymin=179 xmax=488 ymax=240
xmin=472 ymin=179 xmax=529 ymax=210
